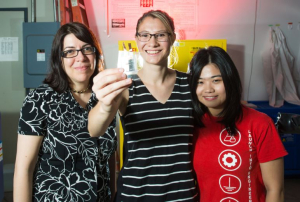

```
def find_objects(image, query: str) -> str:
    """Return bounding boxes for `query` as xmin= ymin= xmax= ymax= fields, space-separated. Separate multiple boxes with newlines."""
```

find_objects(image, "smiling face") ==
xmin=135 ymin=16 xmax=173 ymax=68
xmin=196 ymin=63 xmax=226 ymax=117
xmin=62 ymin=33 xmax=95 ymax=88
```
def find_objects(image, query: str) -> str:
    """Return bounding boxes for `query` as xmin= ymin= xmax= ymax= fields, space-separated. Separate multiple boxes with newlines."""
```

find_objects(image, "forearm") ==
xmin=261 ymin=158 xmax=285 ymax=202
xmin=13 ymin=168 xmax=34 ymax=202
xmin=88 ymin=102 xmax=117 ymax=137
xmin=14 ymin=135 xmax=43 ymax=202
xmin=89 ymin=69 xmax=130 ymax=137
xmin=265 ymin=188 xmax=284 ymax=202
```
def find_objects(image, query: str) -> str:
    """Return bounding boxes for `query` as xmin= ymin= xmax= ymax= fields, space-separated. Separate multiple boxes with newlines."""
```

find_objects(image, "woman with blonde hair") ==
xmin=89 ymin=10 xmax=198 ymax=202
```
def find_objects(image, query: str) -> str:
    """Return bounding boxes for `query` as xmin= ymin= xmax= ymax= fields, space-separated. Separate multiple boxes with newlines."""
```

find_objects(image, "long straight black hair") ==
xmin=44 ymin=22 xmax=103 ymax=93
xmin=189 ymin=46 xmax=243 ymax=135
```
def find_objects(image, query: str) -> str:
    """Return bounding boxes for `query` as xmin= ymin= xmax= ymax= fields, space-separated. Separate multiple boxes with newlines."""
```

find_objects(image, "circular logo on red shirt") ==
xmin=218 ymin=150 xmax=242 ymax=171
xmin=220 ymin=128 xmax=241 ymax=147
xmin=219 ymin=174 xmax=241 ymax=194
xmin=220 ymin=197 xmax=239 ymax=202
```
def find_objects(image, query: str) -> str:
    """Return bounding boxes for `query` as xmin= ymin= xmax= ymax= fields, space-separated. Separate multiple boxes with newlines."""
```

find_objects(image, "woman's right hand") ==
xmin=92 ymin=68 xmax=132 ymax=113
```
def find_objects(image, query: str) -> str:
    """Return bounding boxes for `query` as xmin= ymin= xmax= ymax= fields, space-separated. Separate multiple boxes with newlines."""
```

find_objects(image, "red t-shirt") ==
xmin=193 ymin=106 xmax=288 ymax=202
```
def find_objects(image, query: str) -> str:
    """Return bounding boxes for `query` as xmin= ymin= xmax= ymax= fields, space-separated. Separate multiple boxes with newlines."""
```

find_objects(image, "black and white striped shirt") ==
xmin=116 ymin=71 xmax=198 ymax=202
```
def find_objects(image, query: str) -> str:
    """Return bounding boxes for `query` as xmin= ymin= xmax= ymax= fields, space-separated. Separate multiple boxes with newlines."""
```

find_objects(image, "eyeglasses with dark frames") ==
xmin=136 ymin=32 xmax=171 ymax=42
xmin=61 ymin=47 xmax=96 ymax=58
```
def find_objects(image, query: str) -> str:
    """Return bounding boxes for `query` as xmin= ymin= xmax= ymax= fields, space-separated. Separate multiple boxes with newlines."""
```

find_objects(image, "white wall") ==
xmin=251 ymin=0 xmax=300 ymax=101
xmin=86 ymin=0 xmax=300 ymax=101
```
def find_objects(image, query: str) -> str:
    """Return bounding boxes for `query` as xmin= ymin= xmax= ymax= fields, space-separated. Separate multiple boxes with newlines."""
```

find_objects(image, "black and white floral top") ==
xmin=18 ymin=84 xmax=117 ymax=202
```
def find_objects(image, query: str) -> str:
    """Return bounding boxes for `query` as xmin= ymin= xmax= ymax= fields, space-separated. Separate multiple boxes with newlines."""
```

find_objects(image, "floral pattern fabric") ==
xmin=18 ymin=84 xmax=117 ymax=202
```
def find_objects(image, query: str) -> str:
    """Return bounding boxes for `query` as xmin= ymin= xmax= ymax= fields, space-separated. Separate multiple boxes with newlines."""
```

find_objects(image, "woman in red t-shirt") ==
xmin=188 ymin=46 xmax=287 ymax=202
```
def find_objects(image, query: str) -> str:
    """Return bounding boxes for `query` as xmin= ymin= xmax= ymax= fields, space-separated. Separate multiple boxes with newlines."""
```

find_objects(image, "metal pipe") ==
xmin=53 ymin=0 xmax=59 ymax=22
xmin=57 ymin=0 xmax=61 ymax=22
xmin=31 ymin=0 xmax=36 ymax=22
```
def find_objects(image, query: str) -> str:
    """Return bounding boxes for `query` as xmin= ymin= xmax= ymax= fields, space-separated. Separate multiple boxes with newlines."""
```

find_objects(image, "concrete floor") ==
xmin=3 ymin=177 xmax=300 ymax=202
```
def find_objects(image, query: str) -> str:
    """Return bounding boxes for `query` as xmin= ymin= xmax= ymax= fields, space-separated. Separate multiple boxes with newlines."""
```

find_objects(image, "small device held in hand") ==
xmin=118 ymin=42 xmax=139 ymax=79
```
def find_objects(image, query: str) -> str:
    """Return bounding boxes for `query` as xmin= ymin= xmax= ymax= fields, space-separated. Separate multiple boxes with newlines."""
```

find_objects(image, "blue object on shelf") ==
xmin=248 ymin=101 xmax=300 ymax=175
xmin=281 ymin=134 xmax=300 ymax=174
xmin=248 ymin=101 xmax=300 ymax=122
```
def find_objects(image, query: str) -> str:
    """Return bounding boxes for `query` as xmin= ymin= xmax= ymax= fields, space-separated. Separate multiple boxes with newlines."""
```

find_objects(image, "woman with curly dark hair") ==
xmin=14 ymin=22 xmax=117 ymax=202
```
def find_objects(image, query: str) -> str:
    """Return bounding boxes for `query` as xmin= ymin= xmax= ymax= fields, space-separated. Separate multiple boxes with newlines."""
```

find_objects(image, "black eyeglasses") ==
xmin=136 ymin=32 xmax=171 ymax=42
xmin=61 ymin=47 xmax=96 ymax=58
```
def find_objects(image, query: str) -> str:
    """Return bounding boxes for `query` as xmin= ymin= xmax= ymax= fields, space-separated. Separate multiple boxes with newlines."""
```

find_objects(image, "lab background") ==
xmin=0 ymin=0 xmax=300 ymax=201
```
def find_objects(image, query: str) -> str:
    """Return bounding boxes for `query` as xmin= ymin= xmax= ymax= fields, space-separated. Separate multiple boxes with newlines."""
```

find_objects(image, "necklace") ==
xmin=71 ymin=86 xmax=90 ymax=94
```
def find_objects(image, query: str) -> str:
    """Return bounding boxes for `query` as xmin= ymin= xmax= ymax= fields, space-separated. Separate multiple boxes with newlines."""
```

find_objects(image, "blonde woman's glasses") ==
xmin=136 ymin=32 xmax=171 ymax=42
